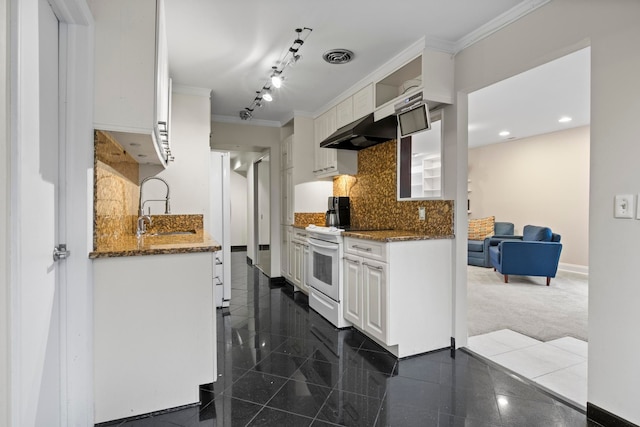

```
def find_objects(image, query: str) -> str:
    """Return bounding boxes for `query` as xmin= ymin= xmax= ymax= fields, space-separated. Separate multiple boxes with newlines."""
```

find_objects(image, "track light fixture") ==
xmin=239 ymin=27 xmax=312 ymax=120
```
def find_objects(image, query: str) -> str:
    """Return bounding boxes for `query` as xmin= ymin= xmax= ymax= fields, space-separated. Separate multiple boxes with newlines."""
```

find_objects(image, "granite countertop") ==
xmin=342 ymin=229 xmax=455 ymax=242
xmin=89 ymin=230 xmax=221 ymax=259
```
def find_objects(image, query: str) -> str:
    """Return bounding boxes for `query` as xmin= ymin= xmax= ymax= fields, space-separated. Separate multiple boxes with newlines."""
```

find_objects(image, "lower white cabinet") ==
xmin=290 ymin=228 xmax=310 ymax=293
xmin=343 ymin=236 xmax=452 ymax=358
xmin=343 ymin=254 xmax=388 ymax=343
xmin=93 ymin=253 xmax=215 ymax=423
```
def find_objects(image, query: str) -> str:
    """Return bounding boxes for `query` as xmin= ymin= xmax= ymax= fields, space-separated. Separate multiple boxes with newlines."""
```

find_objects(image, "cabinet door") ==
xmin=313 ymin=115 xmax=325 ymax=174
xmin=281 ymin=168 xmax=294 ymax=225
xmin=352 ymin=84 xmax=373 ymax=121
xmin=343 ymin=256 xmax=363 ymax=328
xmin=281 ymin=226 xmax=289 ymax=279
xmin=302 ymin=243 xmax=310 ymax=293
xmin=336 ymin=97 xmax=354 ymax=129
xmin=363 ymin=260 xmax=388 ymax=344
xmin=281 ymin=135 xmax=293 ymax=170
xmin=323 ymin=109 xmax=338 ymax=172
xmin=287 ymin=229 xmax=296 ymax=280
xmin=293 ymin=242 xmax=303 ymax=288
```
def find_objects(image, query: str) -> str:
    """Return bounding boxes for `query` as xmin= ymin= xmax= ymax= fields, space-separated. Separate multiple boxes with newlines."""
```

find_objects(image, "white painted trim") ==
xmin=211 ymin=113 xmax=282 ymax=128
xmin=559 ymin=263 xmax=589 ymax=276
xmin=47 ymin=0 xmax=91 ymax=25
xmin=172 ymin=83 xmax=211 ymax=97
xmin=453 ymin=0 xmax=551 ymax=54
xmin=423 ymin=37 xmax=456 ymax=54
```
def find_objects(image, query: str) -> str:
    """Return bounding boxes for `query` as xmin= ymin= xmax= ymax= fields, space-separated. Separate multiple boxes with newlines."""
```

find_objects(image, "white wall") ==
xmin=1 ymin=0 xmax=9 ymax=424
xmin=453 ymin=1 xmax=640 ymax=423
xmin=230 ymin=171 xmax=247 ymax=246
xmin=246 ymin=163 xmax=255 ymax=261
xmin=141 ymin=90 xmax=211 ymax=231
xmin=468 ymin=126 xmax=589 ymax=269
xmin=294 ymin=181 xmax=333 ymax=213
xmin=210 ymin=121 xmax=281 ymax=275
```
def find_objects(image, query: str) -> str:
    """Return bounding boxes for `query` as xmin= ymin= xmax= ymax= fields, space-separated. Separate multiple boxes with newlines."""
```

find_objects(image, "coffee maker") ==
xmin=325 ymin=197 xmax=350 ymax=228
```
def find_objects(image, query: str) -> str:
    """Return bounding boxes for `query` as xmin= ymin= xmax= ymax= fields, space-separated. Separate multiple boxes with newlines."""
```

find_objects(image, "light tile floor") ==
xmin=468 ymin=330 xmax=588 ymax=408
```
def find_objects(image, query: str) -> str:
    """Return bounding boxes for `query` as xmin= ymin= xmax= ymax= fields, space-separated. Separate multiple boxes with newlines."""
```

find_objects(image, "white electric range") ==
xmin=305 ymin=225 xmax=351 ymax=328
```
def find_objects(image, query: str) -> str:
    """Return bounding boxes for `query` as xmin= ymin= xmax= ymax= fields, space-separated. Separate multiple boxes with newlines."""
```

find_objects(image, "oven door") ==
xmin=307 ymin=237 xmax=340 ymax=301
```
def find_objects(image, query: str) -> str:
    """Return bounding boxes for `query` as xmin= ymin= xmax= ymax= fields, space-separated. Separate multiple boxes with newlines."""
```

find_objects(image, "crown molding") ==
xmin=454 ymin=0 xmax=551 ymax=53
xmin=172 ymin=84 xmax=211 ymax=97
xmin=211 ymin=114 xmax=281 ymax=128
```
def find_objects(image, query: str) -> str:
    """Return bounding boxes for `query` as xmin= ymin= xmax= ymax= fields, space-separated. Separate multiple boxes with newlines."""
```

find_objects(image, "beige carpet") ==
xmin=467 ymin=265 xmax=588 ymax=342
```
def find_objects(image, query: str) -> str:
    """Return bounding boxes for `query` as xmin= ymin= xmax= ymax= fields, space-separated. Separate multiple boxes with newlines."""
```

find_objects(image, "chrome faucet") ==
xmin=138 ymin=176 xmax=171 ymax=216
xmin=136 ymin=214 xmax=152 ymax=238
xmin=137 ymin=176 xmax=171 ymax=237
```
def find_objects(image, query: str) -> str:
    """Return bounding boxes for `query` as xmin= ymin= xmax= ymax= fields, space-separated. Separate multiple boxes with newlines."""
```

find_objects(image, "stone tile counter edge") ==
xmin=89 ymin=231 xmax=221 ymax=259
xmin=343 ymin=230 xmax=455 ymax=242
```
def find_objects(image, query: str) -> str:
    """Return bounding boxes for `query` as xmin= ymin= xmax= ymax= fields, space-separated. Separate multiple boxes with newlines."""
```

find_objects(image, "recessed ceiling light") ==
xmin=558 ymin=116 xmax=572 ymax=123
xmin=499 ymin=131 xmax=510 ymax=137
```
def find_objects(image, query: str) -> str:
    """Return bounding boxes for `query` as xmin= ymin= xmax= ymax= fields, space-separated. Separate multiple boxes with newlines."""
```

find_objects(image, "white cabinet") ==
xmin=373 ymin=49 xmax=453 ymax=121
xmin=280 ymin=168 xmax=294 ymax=225
xmin=290 ymin=228 xmax=310 ymax=294
xmin=91 ymin=0 xmax=172 ymax=166
xmin=281 ymin=225 xmax=291 ymax=280
xmin=93 ymin=253 xmax=214 ymax=423
xmin=281 ymin=134 xmax=293 ymax=170
xmin=336 ymin=97 xmax=354 ymax=129
xmin=313 ymin=107 xmax=357 ymax=178
xmin=352 ymin=84 xmax=374 ymax=121
xmin=343 ymin=240 xmax=389 ymax=343
xmin=336 ymin=84 xmax=374 ymax=128
xmin=343 ymin=236 xmax=452 ymax=358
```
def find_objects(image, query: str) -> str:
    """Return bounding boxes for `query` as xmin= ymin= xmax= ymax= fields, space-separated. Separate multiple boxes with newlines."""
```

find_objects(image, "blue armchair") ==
xmin=468 ymin=222 xmax=515 ymax=267
xmin=489 ymin=225 xmax=562 ymax=286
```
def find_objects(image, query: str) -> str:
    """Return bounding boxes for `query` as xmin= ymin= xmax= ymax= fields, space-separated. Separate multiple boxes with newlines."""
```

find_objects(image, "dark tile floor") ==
xmin=105 ymin=252 xmax=598 ymax=427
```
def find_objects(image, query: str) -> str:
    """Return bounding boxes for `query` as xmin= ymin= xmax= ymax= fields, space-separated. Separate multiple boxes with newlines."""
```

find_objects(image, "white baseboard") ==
xmin=558 ymin=263 xmax=589 ymax=275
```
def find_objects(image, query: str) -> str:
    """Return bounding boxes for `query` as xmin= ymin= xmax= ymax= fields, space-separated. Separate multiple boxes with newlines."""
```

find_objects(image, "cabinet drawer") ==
xmin=292 ymin=230 xmax=308 ymax=243
xmin=344 ymin=237 xmax=387 ymax=261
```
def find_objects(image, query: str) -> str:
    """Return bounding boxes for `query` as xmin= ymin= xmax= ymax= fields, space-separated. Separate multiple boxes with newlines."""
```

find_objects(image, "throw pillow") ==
xmin=468 ymin=216 xmax=495 ymax=240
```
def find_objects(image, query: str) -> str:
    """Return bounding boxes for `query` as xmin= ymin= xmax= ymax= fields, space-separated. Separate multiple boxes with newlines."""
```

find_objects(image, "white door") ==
xmin=16 ymin=0 xmax=63 ymax=425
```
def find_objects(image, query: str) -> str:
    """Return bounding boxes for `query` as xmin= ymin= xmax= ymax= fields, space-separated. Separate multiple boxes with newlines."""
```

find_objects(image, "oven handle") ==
xmin=308 ymin=239 xmax=339 ymax=251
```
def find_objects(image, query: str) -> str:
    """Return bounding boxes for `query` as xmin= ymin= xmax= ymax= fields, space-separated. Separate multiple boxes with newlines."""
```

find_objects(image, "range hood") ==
xmin=320 ymin=113 xmax=398 ymax=150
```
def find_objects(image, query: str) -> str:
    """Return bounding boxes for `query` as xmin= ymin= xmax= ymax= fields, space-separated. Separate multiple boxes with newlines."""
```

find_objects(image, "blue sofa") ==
xmin=468 ymin=222 xmax=515 ymax=267
xmin=489 ymin=225 xmax=562 ymax=286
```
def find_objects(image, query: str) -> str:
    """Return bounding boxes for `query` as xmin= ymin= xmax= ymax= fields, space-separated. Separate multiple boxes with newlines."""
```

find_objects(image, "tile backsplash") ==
xmin=333 ymin=139 xmax=453 ymax=235
xmin=93 ymin=130 xmax=140 ymax=249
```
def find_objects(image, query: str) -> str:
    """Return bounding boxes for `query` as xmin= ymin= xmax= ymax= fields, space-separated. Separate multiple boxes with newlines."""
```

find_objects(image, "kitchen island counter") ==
xmin=89 ymin=230 xmax=221 ymax=258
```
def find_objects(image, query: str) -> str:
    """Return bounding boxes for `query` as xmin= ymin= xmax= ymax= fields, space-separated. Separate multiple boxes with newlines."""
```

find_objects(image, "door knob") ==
xmin=53 ymin=244 xmax=70 ymax=262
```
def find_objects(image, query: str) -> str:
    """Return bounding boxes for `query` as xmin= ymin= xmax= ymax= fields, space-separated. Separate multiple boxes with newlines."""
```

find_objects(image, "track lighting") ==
xmin=239 ymin=27 xmax=312 ymax=120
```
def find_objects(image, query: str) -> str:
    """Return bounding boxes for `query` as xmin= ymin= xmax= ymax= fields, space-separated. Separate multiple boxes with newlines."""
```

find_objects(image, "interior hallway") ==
xmin=101 ymin=252 xmax=596 ymax=426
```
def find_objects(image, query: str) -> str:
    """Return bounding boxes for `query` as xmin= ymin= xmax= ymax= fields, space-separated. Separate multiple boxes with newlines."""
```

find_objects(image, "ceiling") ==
xmin=164 ymin=0 xmax=550 ymax=125
xmin=468 ymin=47 xmax=591 ymax=148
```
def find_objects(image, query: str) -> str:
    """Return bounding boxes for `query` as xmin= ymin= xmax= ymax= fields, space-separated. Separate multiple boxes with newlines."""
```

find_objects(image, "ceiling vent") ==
xmin=323 ymin=49 xmax=354 ymax=65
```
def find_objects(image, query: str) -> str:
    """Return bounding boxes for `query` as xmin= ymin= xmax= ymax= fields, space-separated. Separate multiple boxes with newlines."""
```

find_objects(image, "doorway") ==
xmin=253 ymin=153 xmax=271 ymax=276
xmin=465 ymin=47 xmax=590 ymax=407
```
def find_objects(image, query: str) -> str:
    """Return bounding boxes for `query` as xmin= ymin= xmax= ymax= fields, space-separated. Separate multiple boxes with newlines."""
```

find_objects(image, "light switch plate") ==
xmin=614 ymin=194 xmax=634 ymax=218
xmin=418 ymin=207 xmax=426 ymax=221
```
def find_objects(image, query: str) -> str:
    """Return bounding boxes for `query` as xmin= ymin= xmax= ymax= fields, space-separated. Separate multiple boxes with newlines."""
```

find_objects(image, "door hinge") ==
xmin=53 ymin=244 xmax=70 ymax=262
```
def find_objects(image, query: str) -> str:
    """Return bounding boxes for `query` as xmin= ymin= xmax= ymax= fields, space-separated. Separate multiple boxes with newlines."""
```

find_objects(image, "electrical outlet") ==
xmin=614 ymin=194 xmax=634 ymax=219
xmin=418 ymin=207 xmax=426 ymax=221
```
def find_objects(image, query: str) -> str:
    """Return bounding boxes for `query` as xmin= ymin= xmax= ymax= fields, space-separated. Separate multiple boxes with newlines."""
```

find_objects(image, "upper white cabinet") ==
xmin=313 ymin=107 xmax=357 ymax=178
xmin=336 ymin=84 xmax=374 ymax=129
xmin=91 ymin=0 xmax=172 ymax=167
xmin=374 ymin=49 xmax=453 ymax=121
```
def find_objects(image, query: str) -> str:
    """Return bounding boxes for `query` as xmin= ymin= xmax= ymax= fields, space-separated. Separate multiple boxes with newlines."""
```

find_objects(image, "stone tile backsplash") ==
xmin=94 ymin=130 xmax=140 ymax=249
xmin=333 ymin=139 xmax=453 ymax=235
